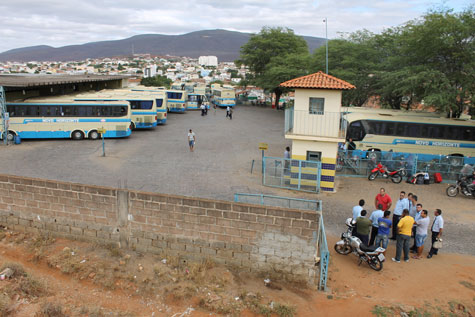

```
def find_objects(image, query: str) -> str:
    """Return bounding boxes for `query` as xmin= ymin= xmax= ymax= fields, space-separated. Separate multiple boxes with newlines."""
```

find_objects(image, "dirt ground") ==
xmin=0 ymin=226 xmax=474 ymax=316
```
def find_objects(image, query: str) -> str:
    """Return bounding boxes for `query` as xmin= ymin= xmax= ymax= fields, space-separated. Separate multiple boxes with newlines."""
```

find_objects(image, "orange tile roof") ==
xmin=280 ymin=71 xmax=355 ymax=90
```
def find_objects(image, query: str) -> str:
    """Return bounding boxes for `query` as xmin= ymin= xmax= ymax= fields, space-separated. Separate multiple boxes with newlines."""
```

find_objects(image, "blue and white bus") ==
xmin=3 ymin=101 xmax=132 ymax=140
xmin=75 ymin=94 xmax=158 ymax=129
xmin=128 ymin=90 xmax=168 ymax=124
xmin=344 ymin=112 xmax=475 ymax=165
xmin=212 ymin=87 xmax=235 ymax=108
xmin=165 ymin=90 xmax=187 ymax=113
xmin=187 ymin=93 xmax=209 ymax=110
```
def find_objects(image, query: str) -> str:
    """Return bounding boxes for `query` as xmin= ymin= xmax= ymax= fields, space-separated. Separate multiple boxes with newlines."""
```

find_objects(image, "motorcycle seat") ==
xmin=360 ymin=244 xmax=378 ymax=252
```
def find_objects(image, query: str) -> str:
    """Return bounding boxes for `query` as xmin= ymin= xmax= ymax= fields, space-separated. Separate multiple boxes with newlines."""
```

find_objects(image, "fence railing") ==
xmin=336 ymin=150 xmax=474 ymax=183
xmin=285 ymin=107 xmax=346 ymax=138
xmin=234 ymin=193 xmax=322 ymax=212
xmin=263 ymin=156 xmax=322 ymax=193
xmin=317 ymin=217 xmax=329 ymax=291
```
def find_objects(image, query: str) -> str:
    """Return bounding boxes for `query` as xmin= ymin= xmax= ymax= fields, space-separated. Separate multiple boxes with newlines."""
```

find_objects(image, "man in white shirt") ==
xmin=413 ymin=210 xmax=430 ymax=259
xmin=410 ymin=203 xmax=423 ymax=253
xmin=391 ymin=191 xmax=409 ymax=240
xmin=352 ymin=199 xmax=365 ymax=235
xmin=187 ymin=129 xmax=196 ymax=152
xmin=369 ymin=204 xmax=384 ymax=246
xmin=427 ymin=209 xmax=444 ymax=258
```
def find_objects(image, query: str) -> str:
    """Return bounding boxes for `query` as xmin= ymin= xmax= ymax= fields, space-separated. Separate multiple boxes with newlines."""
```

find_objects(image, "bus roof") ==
xmin=342 ymin=107 xmax=443 ymax=118
xmin=344 ymin=112 xmax=475 ymax=127
xmin=7 ymin=101 xmax=129 ymax=107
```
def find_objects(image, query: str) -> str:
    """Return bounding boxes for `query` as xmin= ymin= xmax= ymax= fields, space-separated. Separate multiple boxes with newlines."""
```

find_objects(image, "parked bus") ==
xmin=212 ymin=87 xmax=235 ymax=108
xmin=343 ymin=112 xmax=475 ymax=165
xmin=75 ymin=93 xmax=158 ymax=129
xmin=342 ymin=107 xmax=443 ymax=118
xmin=3 ymin=101 xmax=131 ymax=140
xmin=127 ymin=90 xmax=168 ymax=124
xmin=187 ymin=93 xmax=209 ymax=110
xmin=165 ymin=90 xmax=187 ymax=113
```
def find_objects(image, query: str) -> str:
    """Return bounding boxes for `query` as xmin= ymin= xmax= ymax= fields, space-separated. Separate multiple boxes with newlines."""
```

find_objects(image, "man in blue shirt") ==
xmin=369 ymin=204 xmax=384 ymax=246
xmin=391 ymin=191 xmax=409 ymax=240
xmin=374 ymin=210 xmax=392 ymax=255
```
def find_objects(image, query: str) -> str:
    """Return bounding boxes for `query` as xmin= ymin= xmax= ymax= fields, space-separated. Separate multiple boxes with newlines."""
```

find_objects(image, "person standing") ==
xmin=369 ymin=204 xmax=384 ymax=246
xmin=413 ymin=210 xmax=430 ymax=259
xmin=352 ymin=199 xmax=365 ymax=235
xmin=374 ymin=210 xmax=392 ymax=255
xmin=284 ymin=147 xmax=290 ymax=171
xmin=226 ymin=106 xmax=230 ymax=118
xmin=374 ymin=188 xmax=392 ymax=212
xmin=392 ymin=209 xmax=414 ymax=263
xmin=410 ymin=203 xmax=423 ymax=252
xmin=356 ymin=210 xmax=372 ymax=246
xmin=200 ymin=104 xmax=206 ymax=116
xmin=229 ymin=107 xmax=233 ymax=120
xmin=408 ymin=195 xmax=418 ymax=218
xmin=391 ymin=191 xmax=409 ymax=240
xmin=187 ymin=129 xmax=196 ymax=152
xmin=427 ymin=209 xmax=444 ymax=258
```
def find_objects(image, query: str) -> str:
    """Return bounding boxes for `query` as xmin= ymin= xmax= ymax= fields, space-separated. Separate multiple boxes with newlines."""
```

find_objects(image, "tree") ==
xmin=311 ymin=31 xmax=380 ymax=106
xmin=374 ymin=8 xmax=475 ymax=115
xmin=236 ymin=27 xmax=310 ymax=105
xmin=141 ymin=75 xmax=172 ymax=88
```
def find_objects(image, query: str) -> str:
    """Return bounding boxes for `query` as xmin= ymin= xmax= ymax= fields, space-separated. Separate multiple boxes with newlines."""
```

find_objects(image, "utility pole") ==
xmin=0 ymin=86 xmax=7 ymax=145
xmin=324 ymin=18 xmax=328 ymax=74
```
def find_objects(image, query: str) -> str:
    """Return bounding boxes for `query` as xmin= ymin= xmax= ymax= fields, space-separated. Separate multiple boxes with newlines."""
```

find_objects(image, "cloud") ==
xmin=0 ymin=0 xmax=472 ymax=53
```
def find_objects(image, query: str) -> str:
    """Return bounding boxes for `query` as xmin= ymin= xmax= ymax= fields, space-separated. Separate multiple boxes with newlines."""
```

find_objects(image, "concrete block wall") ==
xmin=0 ymin=174 xmax=319 ymax=284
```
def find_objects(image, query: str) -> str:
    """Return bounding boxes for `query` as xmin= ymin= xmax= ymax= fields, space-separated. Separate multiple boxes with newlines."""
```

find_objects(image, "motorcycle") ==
xmin=368 ymin=162 xmax=403 ymax=183
xmin=446 ymin=175 xmax=475 ymax=198
xmin=334 ymin=218 xmax=386 ymax=271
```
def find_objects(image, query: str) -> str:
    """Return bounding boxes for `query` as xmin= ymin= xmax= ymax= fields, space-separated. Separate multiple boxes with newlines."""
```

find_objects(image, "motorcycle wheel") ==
xmin=334 ymin=243 xmax=352 ymax=255
xmin=368 ymin=256 xmax=383 ymax=271
xmin=391 ymin=174 xmax=402 ymax=184
xmin=336 ymin=159 xmax=344 ymax=172
xmin=446 ymin=185 xmax=459 ymax=197
xmin=368 ymin=172 xmax=378 ymax=181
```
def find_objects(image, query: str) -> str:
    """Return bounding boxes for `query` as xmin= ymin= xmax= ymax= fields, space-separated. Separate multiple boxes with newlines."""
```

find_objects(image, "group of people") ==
xmin=352 ymin=187 xmax=444 ymax=263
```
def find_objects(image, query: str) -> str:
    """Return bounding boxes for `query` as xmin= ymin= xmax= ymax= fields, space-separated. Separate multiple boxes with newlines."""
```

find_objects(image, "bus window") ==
xmin=139 ymin=101 xmax=153 ymax=109
xmin=26 ymin=105 xmax=39 ymax=117
xmin=347 ymin=120 xmax=365 ymax=141
xmin=406 ymin=124 xmax=420 ymax=137
xmin=155 ymin=99 xmax=163 ymax=107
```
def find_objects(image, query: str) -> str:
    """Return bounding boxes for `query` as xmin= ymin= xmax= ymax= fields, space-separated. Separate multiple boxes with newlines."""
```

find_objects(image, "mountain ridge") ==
xmin=0 ymin=29 xmax=326 ymax=63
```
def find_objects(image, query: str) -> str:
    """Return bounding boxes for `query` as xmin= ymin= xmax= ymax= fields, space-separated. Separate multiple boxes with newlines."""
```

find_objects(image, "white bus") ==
xmin=3 ymin=101 xmax=131 ymax=140
xmin=165 ymin=90 xmax=187 ymax=113
xmin=344 ymin=112 xmax=475 ymax=165
xmin=75 ymin=93 xmax=158 ymax=129
xmin=212 ymin=87 xmax=235 ymax=108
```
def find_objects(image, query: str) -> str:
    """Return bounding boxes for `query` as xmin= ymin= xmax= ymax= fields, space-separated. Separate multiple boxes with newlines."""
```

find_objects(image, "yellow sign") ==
xmin=97 ymin=129 xmax=106 ymax=134
xmin=258 ymin=143 xmax=268 ymax=150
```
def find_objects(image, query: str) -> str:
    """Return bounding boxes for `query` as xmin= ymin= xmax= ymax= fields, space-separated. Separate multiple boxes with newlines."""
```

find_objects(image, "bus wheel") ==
xmin=449 ymin=155 xmax=463 ymax=167
xmin=71 ymin=130 xmax=84 ymax=140
xmin=89 ymin=130 xmax=100 ymax=140
xmin=6 ymin=131 xmax=16 ymax=142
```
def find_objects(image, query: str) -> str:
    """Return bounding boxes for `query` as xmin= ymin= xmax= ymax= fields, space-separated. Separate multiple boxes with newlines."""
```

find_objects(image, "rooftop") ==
xmin=0 ymin=74 xmax=130 ymax=88
xmin=280 ymin=71 xmax=355 ymax=90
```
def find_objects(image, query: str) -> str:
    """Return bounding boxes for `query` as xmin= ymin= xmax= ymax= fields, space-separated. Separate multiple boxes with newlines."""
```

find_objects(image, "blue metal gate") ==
xmin=262 ymin=157 xmax=322 ymax=193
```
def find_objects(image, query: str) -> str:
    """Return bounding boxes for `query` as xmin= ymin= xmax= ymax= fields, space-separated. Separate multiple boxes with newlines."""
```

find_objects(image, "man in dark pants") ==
xmin=391 ymin=191 xmax=408 ymax=240
xmin=410 ymin=203 xmax=423 ymax=252
xmin=427 ymin=209 xmax=444 ymax=258
xmin=356 ymin=210 xmax=372 ymax=246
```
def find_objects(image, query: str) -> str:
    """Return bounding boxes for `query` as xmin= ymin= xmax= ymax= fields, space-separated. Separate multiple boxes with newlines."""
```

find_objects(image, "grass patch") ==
xmin=0 ymin=293 xmax=12 ymax=316
xmin=36 ymin=301 xmax=65 ymax=317
xmin=459 ymin=281 xmax=475 ymax=291
xmin=0 ymin=262 xmax=26 ymax=278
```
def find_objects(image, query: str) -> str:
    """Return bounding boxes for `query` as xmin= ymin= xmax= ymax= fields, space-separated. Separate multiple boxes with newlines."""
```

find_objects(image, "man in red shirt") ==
xmin=375 ymin=188 xmax=392 ymax=211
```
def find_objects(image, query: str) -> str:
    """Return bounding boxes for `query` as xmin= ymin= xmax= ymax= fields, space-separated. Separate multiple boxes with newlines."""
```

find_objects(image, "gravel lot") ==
xmin=1 ymin=104 xmax=473 ymax=255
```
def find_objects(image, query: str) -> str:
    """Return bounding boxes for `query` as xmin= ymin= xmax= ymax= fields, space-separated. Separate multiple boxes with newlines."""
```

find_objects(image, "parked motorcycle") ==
xmin=368 ymin=162 xmax=403 ymax=183
xmin=334 ymin=218 xmax=386 ymax=271
xmin=446 ymin=175 xmax=475 ymax=198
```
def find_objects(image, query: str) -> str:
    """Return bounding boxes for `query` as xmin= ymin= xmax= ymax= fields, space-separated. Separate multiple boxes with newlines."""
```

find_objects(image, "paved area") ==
xmin=1 ymin=104 xmax=473 ymax=256
xmin=0 ymin=104 xmax=290 ymax=200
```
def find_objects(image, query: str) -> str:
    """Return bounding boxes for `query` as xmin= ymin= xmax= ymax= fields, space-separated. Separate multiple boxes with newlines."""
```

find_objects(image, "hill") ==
xmin=0 ymin=29 xmax=325 ymax=62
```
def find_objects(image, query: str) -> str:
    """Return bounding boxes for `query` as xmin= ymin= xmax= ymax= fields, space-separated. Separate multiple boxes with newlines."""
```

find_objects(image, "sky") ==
xmin=0 ymin=0 xmax=472 ymax=53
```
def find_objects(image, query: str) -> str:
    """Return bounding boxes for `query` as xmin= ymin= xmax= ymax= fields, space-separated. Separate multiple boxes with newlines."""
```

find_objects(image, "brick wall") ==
xmin=0 ymin=174 xmax=319 ymax=284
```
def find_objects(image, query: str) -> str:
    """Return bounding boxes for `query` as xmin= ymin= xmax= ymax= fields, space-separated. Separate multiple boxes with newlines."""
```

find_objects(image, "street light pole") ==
xmin=324 ymin=18 xmax=328 ymax=74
